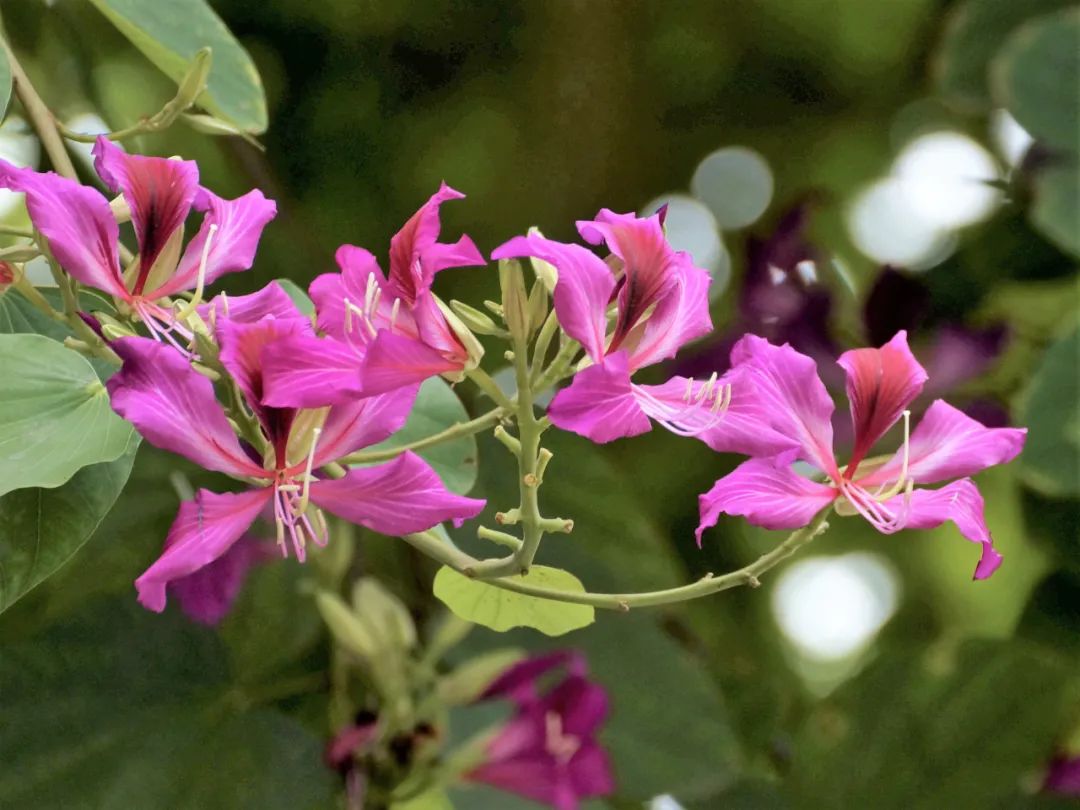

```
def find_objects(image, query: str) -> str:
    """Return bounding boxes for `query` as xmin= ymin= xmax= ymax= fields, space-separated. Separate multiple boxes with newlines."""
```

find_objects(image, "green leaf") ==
xmin=0 ymin=439 xmax=138 ymax=613
xmin=0 ymin=44 xmax=11 ymax=122
xmin=1031 ymin=161 xmax=1080 ymax=258
xmin=86 ymin=0 xmax=268 ymax=133
xmin=391 ymin=789 xmax=456 ymax=810
xmin=933 ymin=0 xmax=1074 ymax=111
xmin=991 ymin=8 xmax=1080 ymax=152
xmin=0 ymin=597 xmax=334 ymax=808
xmin=1020 ymin=326 xmax=1080 ymax=496
xmin=437 ymin=648 xmax=524 ymax=705
xmin=276 ymin=277 xmax=315 ymax=317
xmin=433 ymin=565 xmax=594 ymax=636
xmin=364 ymin=377 xmax=479 ymax=494
xmin=0 ymin=334 xmax=133 ymax=495
xmin=788 ymin=640 xmax=1077 ymax=809
xmin=0 ymin=288 xmax=116 ymax=379
xmin=1018 ymin=571 xmax=1080 ymax=659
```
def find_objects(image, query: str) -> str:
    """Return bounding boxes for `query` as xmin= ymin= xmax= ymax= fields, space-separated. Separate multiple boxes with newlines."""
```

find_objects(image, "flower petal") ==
xmin=730 ymin=333 xmax=838 ymax=477
xmin=388 ymin=182 xmax=483 ymax=304
xmin=217 ymin=316 xmax=311 ymax=416
xmin=310 ymin=451 xmax=485 ymax=534
xmin=156 ymin=188 xmax=276 ymax=297
xmin=314 ymin=384 xmax=421 ymax=465
xmin=546 ymin=675 xmax=608 ymax=737
xmin=359 ymin=329 xmax=462 ymax=396
xmin=493 ymin=234 xmax=614 ymax=363
xmin=838 ymin=330 xmax=928 ymax=471
xmin=135 ymin=487 xmax=271 ymax=613
xmin=884 ymin=479 xmax=1002 ymax=580
xmin=547 ymin=353 xmax=652 ymax=444
xmin=627 ymin=252 xmax=713 ymax=369
xmin=480 ymin=651 xmax=587 ymax=705
xmin=261 ymin=332 xmax=364 ymax=408
xmin=858 ymin=399 xmax=1026 ymax=488
xmin=107 ymin=337 xmax=263 ymax=476
xmin=632 ymin=368 xmax=801 ymax=457
xmin=696 ymin=457 xmax=836 ymax=544
xmin=171 ymin=535 xmax=266 ymax=625
xmin=92 ymin=137 xmax=199 ymax=294
xmin=197 ymin=281 xmax=303 ymax=331
xmin=0 ymin=161 xmax=125 ymax=297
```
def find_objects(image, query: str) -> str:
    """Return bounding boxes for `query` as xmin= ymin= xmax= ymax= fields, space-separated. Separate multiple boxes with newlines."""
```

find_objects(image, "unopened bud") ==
xmin=449 ymin=299 xmax=504 ymax=336
xmin=526 ymin=227 xmax=558 ymax=291
xmin=526 ymin=278 xmax=549 ymax=335
xmin=498 ymin=258 xmax=530 ymax=341
xmin=109 ymin=193 xmax=132 ymax=224
xmin=434 ymin=295 xmax=484 ymax=373
xmin=173 ymin=48 xmax=213 ymax=113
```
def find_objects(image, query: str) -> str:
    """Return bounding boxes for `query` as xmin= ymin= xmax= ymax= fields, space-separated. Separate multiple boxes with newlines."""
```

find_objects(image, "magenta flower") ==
xmin=259 ymin=184 xmax=485 ymax=407
xmin=106 ymin=310 xmax=484 ymax=613
xmin=696 ymin=331 xmax=1026 ymax=579
xmin=169 ymin=534 xmax=268 ymax=625
xmin=493 ymin=210 xmax=795 ymax=456
xmin=0 ymin=137 xmax=275 ymax=346
xmin=1044 ymin=754 xmax=1080 ymax=795
xmin=468 ymin=652 xmax=614 ymax=810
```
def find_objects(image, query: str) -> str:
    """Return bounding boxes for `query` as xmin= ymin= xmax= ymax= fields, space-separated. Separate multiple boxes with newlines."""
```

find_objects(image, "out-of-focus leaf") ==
xmin=86 ymin=0 xmax=268 ymax=133
xmin=276 ymin=277 xmax=314 ymax=316
xmin=788 ymin=640 xmax=1077 ymax=809
xmin=1031 ymin=162 xmax=1080 ymax=259
xmin=0 ymin=436 xmax=138 ymax=613
xmin=0 ymin=597 xmax=334 ymax=808
xmin=1018 ymin=571 xmax=1080 ymax=658
xmin=933 ymin=0 xmax=1074 ymax=111
xmin=0 ymin=46 xmax=11 ymax=122
xmin=1020 ymin=326 xmax=1080 ymax=496
xmin=433 ymin=565 xmax=594 ymax=636
xmin=1021 ymin=489 xmax=1080 ymax=573
xmin=991 ymin=9 xmax=1080 ymax=153
xmin=364 ymin=378 xmax=479 ymax=494
xmin=0 ymin=334 xmax=133 ymax=495
xmin=391 ymin=788 xmax=455 ymax=810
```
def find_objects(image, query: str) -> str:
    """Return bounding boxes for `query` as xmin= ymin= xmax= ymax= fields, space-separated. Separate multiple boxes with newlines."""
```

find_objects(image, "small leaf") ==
xmin=86 ymin=0 xmax=268 ymax=133
xmin=990 ymin=8 xmax=1080 ymax=152
xmin=364 ymin=377 xmax=479 ymax=494
xmin=0 ymin=334 xmax=133 ymax=495
xmin=0 ymin=438 xmax=138 ymax=613
xmin=933 ymin=0 xmax=1074 ymax=111
xmin=1020 ymin=326 xmax=1080 ymax=496
xmin=276 ymin=277 xmax=315 ymax=317
xmin=433 ymin=565 xmax=594 ymax=636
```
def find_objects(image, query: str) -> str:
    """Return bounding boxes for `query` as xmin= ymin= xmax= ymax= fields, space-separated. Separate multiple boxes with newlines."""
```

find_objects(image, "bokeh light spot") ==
xmin=894 ymin=131 xmax=1001 ymax=229
xmin=690 ymin=146 xmax=774 ymax=229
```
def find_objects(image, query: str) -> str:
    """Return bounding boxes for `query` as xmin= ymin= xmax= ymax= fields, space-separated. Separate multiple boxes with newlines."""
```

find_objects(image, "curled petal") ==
xmin=493 ymin=234 xmax=614 ymax=363
xmin=197 ymin=281 xmax=303 ymax=331
xmin=261 ymin=333 xmax=364 ymax=408
xmin=310 ymin=452 xmax=485 ymax=535
xmin=107 ymin=337 xmax=263 ymax=477
xmin=157 ymin=188 xmax=277 ymax=298
xmin=171 ymin=535 xmax=266 ymax=626
xmin=696 ymin=457 xmax=836 ymax=544
xmin=0 ymin=161 xmax=125 ymax=297
xmin=627 ymin=253 xmax=713 ymax=369
xmin=135 ymin=487 xmax=272 ymax=613
xmin=92 ymin=137 xmax=199 ymax=291
xmin=547 ymin=353 xmax=652 ymax=444
xmin=857 ymin=399 xmax=1026 ymax=488
xmin=388 ymin=183 xmax=482 ymax=304
xmin=882 ymin=479 xmax=1002 ymax=580
xmin=314 ymin=384 xmax=421 ymax=465
xmin=731 ymin=334 xmax=838 ymax=477
xmin=217 ymin=316 xmax=311 ymax=419
xmin=838 ymin=330 xmax=928 ymax=471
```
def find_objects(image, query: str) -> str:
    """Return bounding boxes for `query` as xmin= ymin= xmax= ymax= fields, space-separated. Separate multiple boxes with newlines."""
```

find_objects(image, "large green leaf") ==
xmin=788 ymin=640 xmax=1077 ymax=809
xmin=433 ymin=565 xmax=594 ymax=636
xmin=933 ymin=0 xmax=1074 ymax=111
xmin=1020 ymin=326 xmax=1080 ymax=496
xmin=0 ymin=334 xmax=133 ymax=495
xmin=991 ymin=8 xmax=1080 ymax=152
xmin=1031 ymin=161 xmax=1080 ymax=258
xmin=0 ymin=597 xmax=334 ymax=809
xmin=0 ymin=438 xmax=138 ymax=613
xmin=365 ymin=377 xmax=480 ymax=495
xmin=86 ymin=0 xmax=268 ymax=133
xmin=0 ymin=288 xmax=116 ymax=379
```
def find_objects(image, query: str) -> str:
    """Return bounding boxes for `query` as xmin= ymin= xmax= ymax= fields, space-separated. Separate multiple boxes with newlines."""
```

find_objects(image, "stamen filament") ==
xmin=174 ymin=223 xmax=218 ymax=322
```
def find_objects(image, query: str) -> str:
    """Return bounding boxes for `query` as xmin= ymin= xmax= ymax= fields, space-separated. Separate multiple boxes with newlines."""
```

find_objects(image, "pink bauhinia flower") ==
xmin=696 ymin=331 xmax=1026 ymax=579
xmin=467 ymin=652 xmax=614 ymax=810
xmin=492 ymin=209 xmax=796 ymax=456
xmin=259 ymin=184 xmax=485 ymax=407
xmin=0 ymin=137 xmax=275 ymax=348
xmin=106 ymin=310 xmax=484 ymax=614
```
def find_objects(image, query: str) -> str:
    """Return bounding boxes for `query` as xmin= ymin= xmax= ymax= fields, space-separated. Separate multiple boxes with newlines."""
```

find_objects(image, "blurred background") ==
xmin=1 ymin=0 xmax=1077 ymax=807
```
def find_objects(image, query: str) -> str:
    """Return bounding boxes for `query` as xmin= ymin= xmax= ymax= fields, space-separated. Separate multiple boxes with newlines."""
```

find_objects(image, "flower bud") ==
xmin=527 ymin=277 xmax=549 ymax=334
xmin=527 ymin=227 xmax=558 ymax=292
xmin=171 ymin=48 xmax=213 ymax=118
xmin=351 ymin=577 xmax=417 ymax=652
xmin=499 ymin=258 xmax=531 ymax=342
xmin=435 ymin=295 xmax=484 ymax=373
xmin=449 ymin=299 xmax=504 ymax=336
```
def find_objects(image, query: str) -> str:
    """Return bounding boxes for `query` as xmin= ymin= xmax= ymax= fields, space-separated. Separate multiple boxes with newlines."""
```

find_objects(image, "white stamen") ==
xmin=795 ymin=259 xmax=818 ymax=285
xmin=294 ymin=427 xmax=322 ymax=515
xmin=389 ymin=298 xmax=401 ymax=331
xmin=174 ymin=224 xmax=218 ymax=322
xmin=544 ymin=712 xmax=581 ymax=765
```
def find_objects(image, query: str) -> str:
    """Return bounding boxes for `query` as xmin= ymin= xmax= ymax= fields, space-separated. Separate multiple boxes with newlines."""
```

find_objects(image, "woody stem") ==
xmin=2 ymin=37 xmax=77 ymax=180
